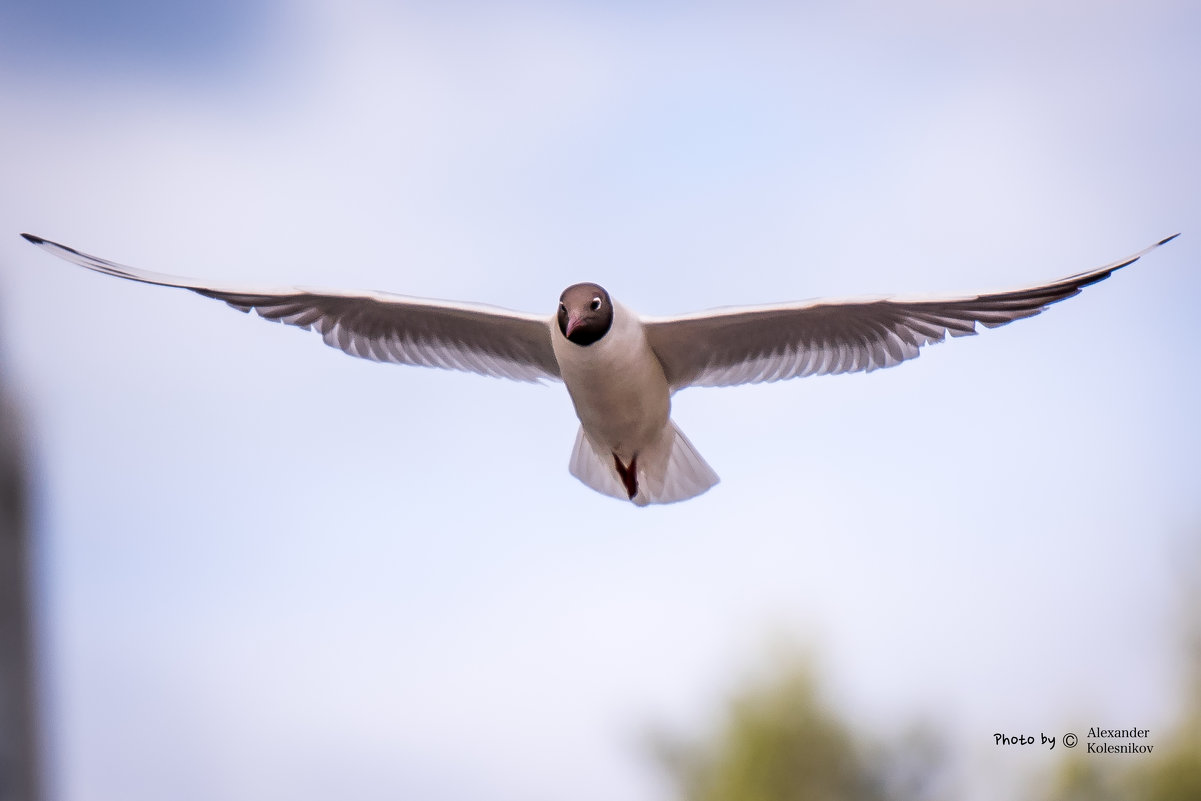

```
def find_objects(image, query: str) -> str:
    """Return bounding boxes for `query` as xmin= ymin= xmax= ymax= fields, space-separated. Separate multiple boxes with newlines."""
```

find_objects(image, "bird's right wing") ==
xmin=22 ymin=234 xmax=561 ymax=383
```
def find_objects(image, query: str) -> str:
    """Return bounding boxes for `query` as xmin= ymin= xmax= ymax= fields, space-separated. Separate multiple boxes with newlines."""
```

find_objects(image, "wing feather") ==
xmin=22 ymin=234 xmax=560 ymax=383
xmin=643 ymin=235 xmax=1178 ymax=389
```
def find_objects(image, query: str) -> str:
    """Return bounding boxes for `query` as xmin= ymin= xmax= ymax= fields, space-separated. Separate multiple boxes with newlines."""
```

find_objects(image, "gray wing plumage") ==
xmin=643 ymin=235 xmax=1179 ymax=390
xmin=21 ymin=234 xmax=560 ymax=383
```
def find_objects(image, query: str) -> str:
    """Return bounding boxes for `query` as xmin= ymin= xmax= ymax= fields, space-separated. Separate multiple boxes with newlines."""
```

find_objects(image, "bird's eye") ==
xmin=559 ymin=302 xmax=567 ymax=313
xmin=590 ymin=297 xmax=602 ymax=311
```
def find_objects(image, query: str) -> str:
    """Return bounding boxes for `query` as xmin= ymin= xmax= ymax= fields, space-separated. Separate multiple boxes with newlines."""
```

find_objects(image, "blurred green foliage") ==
xmin=1039 ymin=687 xmax=1200 ymax=801
xmin=650 ymin=652 xmax=946 ymax=801
xmin=654 ymin=610 xmax=1200 ymax=801
xmin=1041 ymin=584 xmax=1201 ymax=801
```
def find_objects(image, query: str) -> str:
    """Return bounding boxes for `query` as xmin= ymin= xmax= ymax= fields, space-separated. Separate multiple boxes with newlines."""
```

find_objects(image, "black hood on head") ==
xmin=558 ymin=283 xmax=612 ymax=346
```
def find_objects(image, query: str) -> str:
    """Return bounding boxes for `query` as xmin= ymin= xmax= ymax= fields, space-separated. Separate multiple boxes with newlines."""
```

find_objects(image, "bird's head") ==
xmin=557 ymin=283 xmax=612 ymax=346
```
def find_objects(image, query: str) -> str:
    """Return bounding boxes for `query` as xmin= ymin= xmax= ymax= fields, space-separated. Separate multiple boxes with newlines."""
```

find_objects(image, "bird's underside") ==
xmin=20 ymin=231 xmax=1179 ymax=505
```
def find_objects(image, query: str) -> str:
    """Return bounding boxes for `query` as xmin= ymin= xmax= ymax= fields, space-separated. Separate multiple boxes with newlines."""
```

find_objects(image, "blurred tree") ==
xmin=1039 ymin=662 xmax=1200 ymax=801
xmin=650 ymin=650 xmax=947 ymax=801
xmin=1039 ymin=548 xmax=1201 ymax=801
xmin=654 ymin=552 xmax=1201 ymax=801
xmin=1136 ymin=586 xmax=1201 ymax=801
xmin=0 ymin=339 xmax=39 ymax=801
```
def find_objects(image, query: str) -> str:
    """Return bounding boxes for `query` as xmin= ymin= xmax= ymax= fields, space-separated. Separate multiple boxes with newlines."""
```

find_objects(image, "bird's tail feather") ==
xmin=568 ymin=427 xmax=630 ymax=503
xmin=568 ymin=422 xmax=719 ymax=506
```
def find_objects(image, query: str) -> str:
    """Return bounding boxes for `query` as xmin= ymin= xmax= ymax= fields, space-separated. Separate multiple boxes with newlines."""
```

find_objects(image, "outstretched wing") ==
xmin=643 ymin=235 xmax=1178 ymax=390
xmin=22 ymin=234 xmax=561 ymax=383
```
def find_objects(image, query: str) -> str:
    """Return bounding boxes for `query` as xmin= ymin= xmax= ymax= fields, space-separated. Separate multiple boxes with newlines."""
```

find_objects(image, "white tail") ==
xmin=568 ymin=422 xmax=719 ymax=506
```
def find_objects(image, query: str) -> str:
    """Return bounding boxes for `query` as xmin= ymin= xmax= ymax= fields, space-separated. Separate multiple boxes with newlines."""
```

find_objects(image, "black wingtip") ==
xmin=20 ymin=233 xmax=45 ymax=245
xmin=1157 ymin=233 xmax=1181 ymax=246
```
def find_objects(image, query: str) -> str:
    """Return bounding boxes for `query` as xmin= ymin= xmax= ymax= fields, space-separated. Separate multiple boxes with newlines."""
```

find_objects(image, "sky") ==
xmin=1 ymin=1 xmax=1199 ymax=799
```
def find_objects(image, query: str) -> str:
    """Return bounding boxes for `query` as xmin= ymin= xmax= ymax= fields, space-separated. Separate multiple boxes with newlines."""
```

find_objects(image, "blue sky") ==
xmin=1 ymin=2 xmax=1199 ymax=799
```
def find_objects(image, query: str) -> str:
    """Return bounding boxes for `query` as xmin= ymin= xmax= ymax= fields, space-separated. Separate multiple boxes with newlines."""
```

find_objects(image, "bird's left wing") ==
xmin=643 ymin=235 xmax=1178 ymax=390
xmin=22 ymin=234 xmax=561 ymax=382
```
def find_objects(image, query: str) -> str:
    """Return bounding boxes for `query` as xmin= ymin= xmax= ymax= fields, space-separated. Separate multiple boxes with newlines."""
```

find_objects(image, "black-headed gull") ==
xmin=21 ymin=232 xmax=1178 ymax=505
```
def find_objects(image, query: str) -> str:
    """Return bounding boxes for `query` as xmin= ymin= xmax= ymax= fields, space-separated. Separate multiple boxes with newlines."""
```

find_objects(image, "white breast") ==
xmin=550 ymin=301 xmax=671 ymax=460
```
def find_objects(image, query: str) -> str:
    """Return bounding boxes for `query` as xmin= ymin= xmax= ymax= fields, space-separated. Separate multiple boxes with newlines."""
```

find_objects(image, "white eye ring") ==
xmin=590 ymin=297 xmax=602 ymax=311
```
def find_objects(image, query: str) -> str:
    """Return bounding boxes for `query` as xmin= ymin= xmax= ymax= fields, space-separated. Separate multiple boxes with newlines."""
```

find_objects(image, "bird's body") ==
xmin=553 ymin=299 xmax=670 ymax=463
xmin=550 ymin=295 xmax=718 ymax=505
xmin=21 ymin=232 xmax=1178 ymax=505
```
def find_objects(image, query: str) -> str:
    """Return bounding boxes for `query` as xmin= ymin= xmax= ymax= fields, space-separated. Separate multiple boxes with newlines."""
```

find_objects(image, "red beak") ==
xmin=565 ymin=314 xmax=582 ymax=338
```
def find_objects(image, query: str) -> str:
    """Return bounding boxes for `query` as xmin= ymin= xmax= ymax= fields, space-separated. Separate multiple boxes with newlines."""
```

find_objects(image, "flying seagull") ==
xmin=21 ymin=232 xmax=1178 ymax=505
